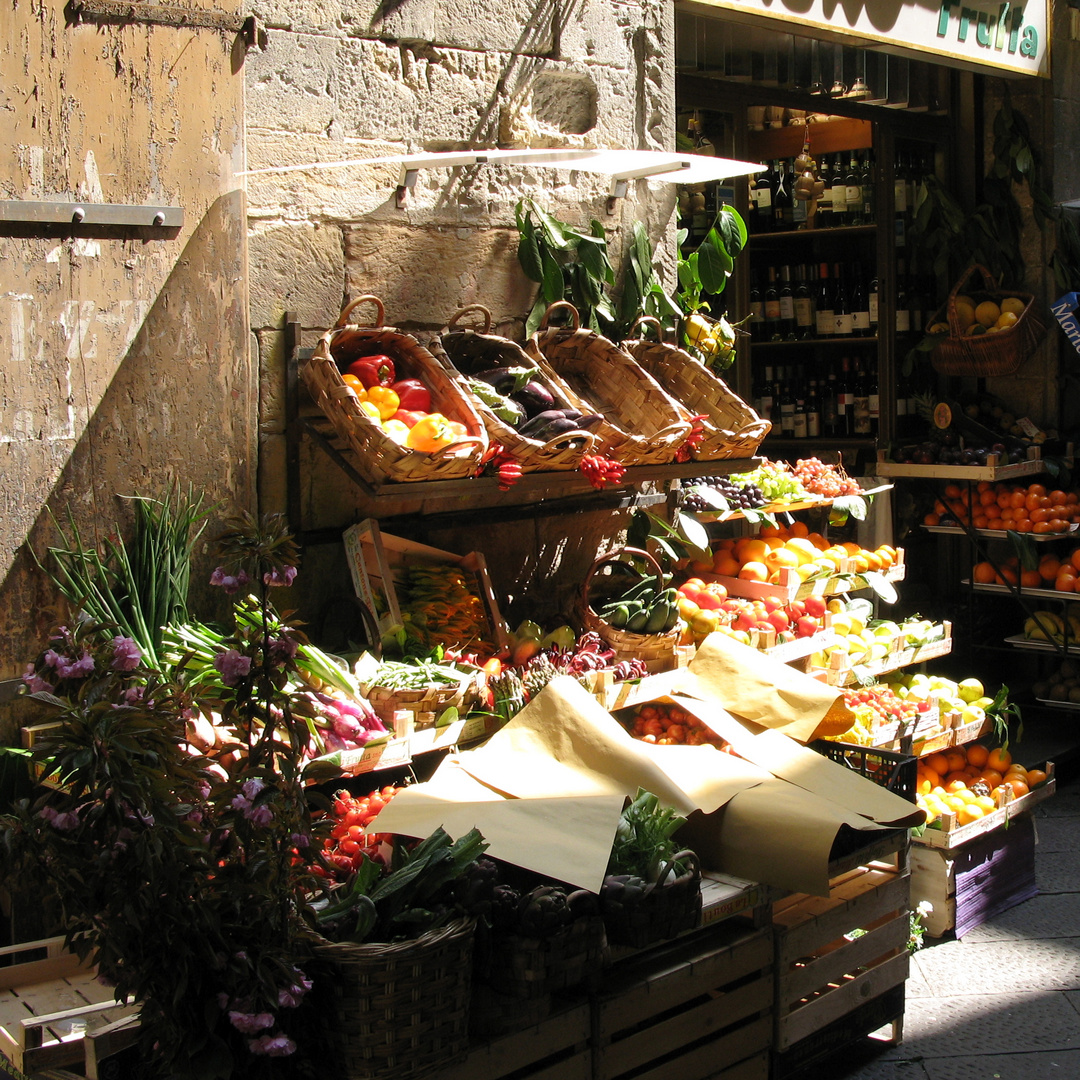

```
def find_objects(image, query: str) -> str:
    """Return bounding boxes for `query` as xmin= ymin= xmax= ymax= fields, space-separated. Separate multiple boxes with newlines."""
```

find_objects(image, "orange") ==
xmin=1049 ymin=518 xmax=1070 ymax=533
xmin=1029 ymin=483 xmax=1047 ymax=498
xmin=1009 ymin=490 xmax=1026 ymax=509
xmin=1034 ymin=521 xmax=1054 ymax=534
xmin=736 ymin=538 xmax=768 ymax=564
xmin=1031 ymin=508 xmax=1051 ymax=523
xmin=925 ymin=752 xmax=951 ymax=777
xmin=1050 ymin=490 xmax=1069 ymax=505
xmin=945 ymin=749 xmax=968 ymax=773
xmin=996 ymin=492 xmax=1013 ymax=510
xmin=1005 ymin=763 xmax=1028 ymax=777
xmin=1026 ymin=768 xmax=1048 ymax=787
xmin=1056 ymin=573 xmax=1077 ymax=593
xmin=945 ymin=776 xmax=970 ymax=793
xmin=765 ymin=548 xmax=800 ymax=572
xmin=712 ymin=553 xmax=741 ymax=578
xmin=966 ymin=744 xmax=989 ymax=769
xmin=980 ymin=769 xmax=1003 ymax=789
xmin=1000 ymin=507 xmax=1016 ymax=523
xmin=1071 ymin=549 xmax=1080 ymax=573
xmin=1015 ymin=519 xmax=1033 ymax=533
xmin=1020 ymin=569 xmax=1043 ymax=589
xmin=790 ymin=520 xmax=809 ymax=538
xmin=987 ymin=517 xmax=1006 ymax=531
xmin=738 ymin=561 xmax=769 ymax=582
xmin=1002 ymin=777 xmax=1030 ymax=798
xmin=1040 ymin=555 xmax=1062 ymax=580
xmin=986 ymin=747 xmax=1012 ymax=773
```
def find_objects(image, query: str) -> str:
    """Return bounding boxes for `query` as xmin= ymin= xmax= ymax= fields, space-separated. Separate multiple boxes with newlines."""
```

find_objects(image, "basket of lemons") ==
xmin=926 ymin=264 xmax=1046 ymax=377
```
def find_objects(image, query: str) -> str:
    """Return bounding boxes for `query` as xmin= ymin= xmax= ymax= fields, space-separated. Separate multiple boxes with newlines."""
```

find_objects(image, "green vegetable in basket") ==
xmin=607 ymin=789 xmax=689 ymax=885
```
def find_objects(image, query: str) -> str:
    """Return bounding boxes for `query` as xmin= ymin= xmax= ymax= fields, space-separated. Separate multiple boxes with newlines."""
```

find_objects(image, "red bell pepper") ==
xmin=390 ymin=378 xmax=432 ymax=413
xmin=390 ymin=409 xmax=426 ymax=429
xmin=346 ymin=354 xmax=395 ymax=388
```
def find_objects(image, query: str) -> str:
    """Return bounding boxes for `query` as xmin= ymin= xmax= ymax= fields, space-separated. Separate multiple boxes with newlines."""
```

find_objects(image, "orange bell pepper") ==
xmin=365 ymin=386 xmax=400 ymax=420
xmin=405 ymin=413 xmax=456 ymax=453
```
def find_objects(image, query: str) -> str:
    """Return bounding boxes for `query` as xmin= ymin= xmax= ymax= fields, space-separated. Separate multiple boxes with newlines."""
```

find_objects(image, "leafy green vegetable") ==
xmin=608 ymin=789 xmax=688 ymax=884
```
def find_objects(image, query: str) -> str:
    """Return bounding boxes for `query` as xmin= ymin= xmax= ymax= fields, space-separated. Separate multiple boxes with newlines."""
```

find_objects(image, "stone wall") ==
xmin=244 ymin=0 xmax=678 ymax=624
xmin=0 ymin=6 xmax=252 ymax=732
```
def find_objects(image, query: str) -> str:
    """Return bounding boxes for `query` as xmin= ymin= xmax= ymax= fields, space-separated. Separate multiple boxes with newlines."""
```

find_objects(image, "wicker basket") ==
xmin=365 ymin=670 xmax=480 ymax=731
xmin=602 ymin=850 xmax=702 ymax=949
xmin=928 ymin=264 xmax=1047 ymax=377
xmin=480 ymin=915 xmax=607 ymax=1000
xmin=310 ymin=918 xmax=475 ymax=1080
xmin=431 ymin=305 xmax=597 ymax=472
xmin=301 ymin=295 xmax=487 ymax=485
xmin=524 ymin=302 xmax=693 ymax=466
xmin=581 ymin=546 xmax=681 ymax=667
xmin=624 ymin=317 xmax=771 ymax=461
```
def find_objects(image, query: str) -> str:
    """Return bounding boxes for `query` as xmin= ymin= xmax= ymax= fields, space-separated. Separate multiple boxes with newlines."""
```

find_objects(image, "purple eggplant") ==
xmin=512 ymin=380 xmax=556 ymax=418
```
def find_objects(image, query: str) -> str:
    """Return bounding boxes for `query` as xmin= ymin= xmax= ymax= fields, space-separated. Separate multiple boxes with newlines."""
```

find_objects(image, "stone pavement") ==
xmin=802 ymin=774 xmax=1080 ymax=1080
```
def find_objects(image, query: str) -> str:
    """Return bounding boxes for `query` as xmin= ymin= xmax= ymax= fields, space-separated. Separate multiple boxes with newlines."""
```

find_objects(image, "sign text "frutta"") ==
xmin=936 ymin=2 xmax=1040 ymax=59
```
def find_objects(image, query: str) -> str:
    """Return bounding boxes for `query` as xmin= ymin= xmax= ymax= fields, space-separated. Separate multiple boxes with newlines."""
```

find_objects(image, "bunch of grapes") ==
xmin=683 ymin=475 xmax=767 ymax=512
xmin=793 ymin=458 xmax=863 ymax=498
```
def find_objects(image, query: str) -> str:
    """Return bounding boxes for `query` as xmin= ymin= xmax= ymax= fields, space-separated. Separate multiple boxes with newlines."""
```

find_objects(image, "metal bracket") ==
xmin=0 ymin=201 xmax=184 ymax=229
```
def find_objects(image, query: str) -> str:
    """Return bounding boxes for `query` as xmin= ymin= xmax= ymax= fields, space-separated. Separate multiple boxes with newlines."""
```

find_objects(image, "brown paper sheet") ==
xmin=684 ymin=699 xmax=924 ymax=829
xmin=681 ymin=783 xmax=886 ymax=898
xmin=681 ymin=633 xmax=853 ymax=742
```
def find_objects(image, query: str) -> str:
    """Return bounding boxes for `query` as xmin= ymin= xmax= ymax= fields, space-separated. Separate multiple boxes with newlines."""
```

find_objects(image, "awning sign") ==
xmin=1052 ymin=293 xmax=1080 ymax=356
xmin=681 ymin=0 xmax=1050 ymax=80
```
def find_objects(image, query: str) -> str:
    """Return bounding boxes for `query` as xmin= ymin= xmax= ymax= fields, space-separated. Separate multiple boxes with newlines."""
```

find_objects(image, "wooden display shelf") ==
xmin=771 ymin=861 xmax=909 ymax=1054
xmin=694 ymin=483 xmax=893 ymax=527
xmin=874 ymin=448 xmax=1045 ymax=481
xmin=1005 ymin=633 xmax=1080 ymax=655
xmin=964 ymin=578 xmax=1080 ymax=601
xmin=914 ymin=762 xmax=1056 ymax=851
xmin=750 ymin=334 xmax=878 ymax=349
xmin=746 ymin=116 xmax=873 ymax=159
xmin=930 ymin=525 xmax=1077 ymax=542
xmin=814 ymin=624 xmax=953 ymax=688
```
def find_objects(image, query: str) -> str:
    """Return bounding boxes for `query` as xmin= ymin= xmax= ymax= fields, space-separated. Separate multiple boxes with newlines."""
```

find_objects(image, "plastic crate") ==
xmin=809 ymin=741 xmax=917 ymax=803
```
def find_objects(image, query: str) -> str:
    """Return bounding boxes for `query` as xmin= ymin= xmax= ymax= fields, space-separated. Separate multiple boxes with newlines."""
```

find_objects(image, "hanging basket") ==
xmin=309 ymin=918 xmax=475 ymax=1080
xmin=623 ymin=317 xmax=770 ymax=460
xmin=301 ymin=295 xmax=487 ymax=485
xmin=431 ymin=305 xmax=597 ymax=472
xmin=928 ymin=264 xmax=1046 ymax=378
xmin=602 ymin=850 xmax=702 ymax=949
xmin=524 ymin=302 xmax=693 ymax=466
xmin=580 ymin=546 xmax=681 ymax=667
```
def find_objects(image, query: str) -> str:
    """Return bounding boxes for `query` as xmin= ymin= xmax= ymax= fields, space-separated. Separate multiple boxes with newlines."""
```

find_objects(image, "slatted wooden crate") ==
xmin=771 ymin=861 xmax=909 ymax=1055
xmin=0 ymin=937 xmax=136 ymax=1074
xmin=431 ymin=999 xmax=591 ymax=1080
xmin=593 ymin=922 xmax=773 ymax=1080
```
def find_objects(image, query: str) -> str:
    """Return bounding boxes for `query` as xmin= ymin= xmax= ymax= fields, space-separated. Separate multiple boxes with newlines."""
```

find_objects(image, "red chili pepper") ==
xmin=346 ymin=354 xmax=395 ymax=388
xmin=580 ymin=453 xmax=626 ymax=490
xmin=390 ymin=378 xmax=432 ymax=412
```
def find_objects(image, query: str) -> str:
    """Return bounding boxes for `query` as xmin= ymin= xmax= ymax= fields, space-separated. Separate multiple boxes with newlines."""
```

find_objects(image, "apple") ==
xmin=803 ymin=596 xmax=827 ymax=619
xmin=768 ymin=610 xmax=790 ymax=633
xmin=958 ymin=678 xmax=985 ymax=703
xmin=796 ymin=615 xmax=819 ymax=637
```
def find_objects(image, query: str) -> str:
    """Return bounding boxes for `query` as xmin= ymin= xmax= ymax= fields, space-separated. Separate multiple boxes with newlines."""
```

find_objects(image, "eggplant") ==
xmin=512 ymin=380 xmax=555 ymax=417
xmin=518 ymin=409 xmax=567 ymax=437
xmin=577 ymin=413 xmax=604 ymax=429
xmin=473 ymin=366 xmax=531 ymax=395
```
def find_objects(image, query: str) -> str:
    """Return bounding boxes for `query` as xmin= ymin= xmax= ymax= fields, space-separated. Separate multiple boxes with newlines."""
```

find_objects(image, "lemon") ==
xmin=954 ymin=301 xmax=977 ymax=329
xmin=1000 ymin=296 xmax=1026 ymax=316
xmin=995 ymin=311 xmax=1019 ymax=330
xmin=975 ymin=300 xmax=1001 ymax=326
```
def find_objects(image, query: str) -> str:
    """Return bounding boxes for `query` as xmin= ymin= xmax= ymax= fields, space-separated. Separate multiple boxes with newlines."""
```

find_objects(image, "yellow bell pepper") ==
xmin=365 ymin=386 xmax=400 ymax=420
xmin=405 ymin=413 xmax=456 ymax=453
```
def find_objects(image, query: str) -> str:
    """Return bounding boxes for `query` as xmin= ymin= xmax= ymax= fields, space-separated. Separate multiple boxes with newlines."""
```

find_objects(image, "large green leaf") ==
xmin=541 ymin=247 xmax=565 ymax=303
xmin=525 ymin=293 xmax=549 ymax=337
xmin=578 ymin=233 xmax=611 ymax=286
xmin=632 ymin=222 xmax=653 ymax=292
xmin=698 ymin=228 xmax=733 ymax=295
xmin=517 ymin=214 xmax=543 ymax=282
xmin=676 ymin=512 xmax=711 ymax=557
xmin=715 ymin=205 xmax=747 ymax=258
xmin=530 ymin=200 xmax=575 ymax=250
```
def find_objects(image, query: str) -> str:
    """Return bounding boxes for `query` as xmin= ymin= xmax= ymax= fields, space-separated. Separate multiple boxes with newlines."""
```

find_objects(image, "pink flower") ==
xmin=55 ymin=651 xmax=95 ymax=679
xmin=111 ymin=636 xmax=142 ymax=672
xmin=248 ymin=1033 xmax=296 ymax=1057
xmin=228 ymin=1011 xmax=275 ymax=1035
xmin=22 ymin=665 xmax=53 ymax=695
xmin=209 ymin=567 xmax=251 ymax=595
xmin=214 ymin=649 xmax=252 ymax=686
xmin=263 ymin=565 xmax=297 ymax=588
xmin=38 ymin=806 xmax=79 ymax=831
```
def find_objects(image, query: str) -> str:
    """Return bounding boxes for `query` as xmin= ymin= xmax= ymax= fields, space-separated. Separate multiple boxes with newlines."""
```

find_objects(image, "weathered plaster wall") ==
xmin=0 ymin=4 xmax=252 ymax=724
xmin=244 ymin=0 xmax=677 ymax=623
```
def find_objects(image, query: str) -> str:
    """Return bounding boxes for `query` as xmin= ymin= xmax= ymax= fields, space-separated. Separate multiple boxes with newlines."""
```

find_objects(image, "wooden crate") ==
xmin=0 ymin=938 xmax=136 ymax=1074
xmin=593 ymin=922 xmax=773 ymax=1080
xmin=342 ymin=518 xmax=508 ymax=651
xmin=771 ymin=862 xmax=909 ymax=1054
xmin=910 ymin=812 xmax=1038 ymax=939
xmin=431 ymin=1000 xmax=591 ymax=1080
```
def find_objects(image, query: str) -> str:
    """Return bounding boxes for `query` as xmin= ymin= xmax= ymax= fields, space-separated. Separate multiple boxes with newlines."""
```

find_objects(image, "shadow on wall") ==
xmin=0 ymin=191 xmax=256 ymax=699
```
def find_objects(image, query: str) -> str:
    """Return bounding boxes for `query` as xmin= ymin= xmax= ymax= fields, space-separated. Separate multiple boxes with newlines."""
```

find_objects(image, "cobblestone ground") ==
xmin=800 ymin=776 xmax=1080 ymax=1079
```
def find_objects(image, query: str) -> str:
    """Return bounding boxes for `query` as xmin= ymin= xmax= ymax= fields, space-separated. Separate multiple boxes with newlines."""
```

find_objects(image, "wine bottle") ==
xmin=778 ymin=265 xmax=797 ymax=340
xmin=815 ymin=261 xmax=834 ymax=337
xmin=837 ymin=356 xmax=854 ymax=435
xmin=895 ymin=258 xmax=911 ymax=334
xmin=832 ymin=262 xmax=853 ymax=336
xmin=816 ymin=156 xmax=833 ymax=229
xmin=853 ymin=366 xmax=871 ymax=435
xmin=748 ymin=270 xmax=765 ymax=341
xmin=830 ymin=153 xmax=848 ymax=226
xmin=773 ymin=160 xmax=794 ymax=231
xmin=792 ymin=382 xmax=808 ymax=439
xmin=823 ymin=365 xmax=840 ymax=436
xmin=758 ymin=365 xmax=775 ymax=421
xmin=751 ymin=162 xmax=774 ymax=233
xmin=779 ymin=372 xmax=796 ymax=437
xmin=867 ymin=368 xmax=880 ymax=435
xmin=868 ymin=270 xmax=880 ymax=335
xmin=793 ymin=264 xmax=815 ymax=340
xmin=894 ymin=151 xmax=908 ymax=248
xmin=845 ymin=152 xmax=863 ymax=226
xmin=764 ymin=266 xmax=782 ymax=340
xmin=850 ymin=263 xmax=871 ymax=336
xmin=805 ymin=379 xmax=822 ymax=438
xmin=860 ymin=149 xmax=875 ymax=225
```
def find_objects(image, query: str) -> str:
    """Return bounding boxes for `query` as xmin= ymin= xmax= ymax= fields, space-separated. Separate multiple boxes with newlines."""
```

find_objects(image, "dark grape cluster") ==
xmin=683 ymin=475 xmax=766 ymax=512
